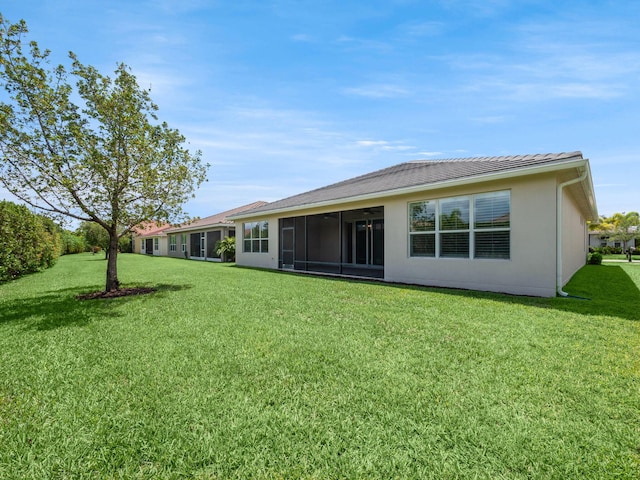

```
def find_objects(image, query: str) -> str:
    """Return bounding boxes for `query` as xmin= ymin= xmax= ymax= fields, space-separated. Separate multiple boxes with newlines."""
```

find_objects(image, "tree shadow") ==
xmin=0 ymin=292 xmax=119 ymax=331
xmin=1 ymin=283 xmax=193 ymax=331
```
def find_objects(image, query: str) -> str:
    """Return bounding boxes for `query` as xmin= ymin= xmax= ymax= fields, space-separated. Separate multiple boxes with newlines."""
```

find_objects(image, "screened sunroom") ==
xmin=278 ymin=206 xmax=384 ymax=278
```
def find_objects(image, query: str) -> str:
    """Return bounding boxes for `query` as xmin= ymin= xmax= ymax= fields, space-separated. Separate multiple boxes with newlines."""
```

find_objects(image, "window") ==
xmin=409 ymin=190 xmax=510 ymax=260
xmin=169 ymin=235 xmax=177 ymax=252
xmin=243 ymin=220 xmax=269 ymax=253
xmin=153 ymin=237 xmax=159 ymax=251
xmin=439 ymin=196 xmax=470 ymax=258
xmin=409 ymin=200 xmax=436 ymax=256
xmin=181 ymin=234 xmax=187 ymax=253
xmin=473 ymin=191 xmax=510 ymax=259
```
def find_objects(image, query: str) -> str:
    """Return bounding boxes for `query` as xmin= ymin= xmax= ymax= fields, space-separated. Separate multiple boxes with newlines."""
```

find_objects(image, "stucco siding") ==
xmin=384 ymin=174 xmax=558 ymax=297
xmin=232 ymin=168 xmax=593 ymax=297
xmin=561 ymin=188 xmax=587 ymax=286
xmin=234 ymin=215 xmax=279 ymax=270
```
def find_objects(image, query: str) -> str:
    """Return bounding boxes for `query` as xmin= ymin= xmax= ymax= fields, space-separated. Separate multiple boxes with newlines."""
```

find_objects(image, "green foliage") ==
xmin=0 ymin=200 xmax=61 ymax=282
xmin=591 ymin=212 xmax=640 ymax=252
xmin=76 ymin=221 xmax=109 ymax=251
xmin=0 ymin=15 xmax=207 ymax=291
xmin=0 ymin=255 xmax=637 ymax=478
xmin=587 ymin=252 xmax=603 ymax=265
xmin=118 ymin=233 xmax=133 ymax=253
xmin=215 ymin=236 xmax=236 ymax=261
xmin=61 ymin=230 xmax=87 ymax=254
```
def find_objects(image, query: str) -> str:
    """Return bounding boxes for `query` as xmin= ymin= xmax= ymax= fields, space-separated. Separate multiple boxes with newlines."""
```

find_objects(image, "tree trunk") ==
xmin=105 ymin=232 xmax=120 ymax=292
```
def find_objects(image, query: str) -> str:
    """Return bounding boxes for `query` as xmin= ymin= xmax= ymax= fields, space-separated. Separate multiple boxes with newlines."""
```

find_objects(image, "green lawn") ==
xmin=0 ymin=254 xmax=638 ymax=479
xmin=602 ymin=253 xmax=640 ymax=261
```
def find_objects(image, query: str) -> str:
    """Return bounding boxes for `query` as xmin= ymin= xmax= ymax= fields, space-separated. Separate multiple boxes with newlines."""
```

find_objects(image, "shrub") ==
xmin=587 ymin=252 xmax=603 ymax=265
xmin=61 ymin=231 xmax=87 ymax=254
xmin=216 ymin=236 xmax=236 ymax=262
xmin=0 ymin=201 xmax=62 ymax=282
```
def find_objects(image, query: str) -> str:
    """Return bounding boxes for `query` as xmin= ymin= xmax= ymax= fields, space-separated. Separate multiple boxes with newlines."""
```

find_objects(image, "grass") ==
xmin=0 ymin=253 xmax=638 ymax=479
xmin=602 ymin=253 xmax=640 ymax=261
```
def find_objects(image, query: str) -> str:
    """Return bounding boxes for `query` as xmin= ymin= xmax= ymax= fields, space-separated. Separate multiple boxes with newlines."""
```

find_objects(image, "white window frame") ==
xmin=243 ymin=220 xmax=269 ymax=253
xmin=473 ymin=191 xmax=510 ymax=259
xmin=438 ymin=196 xmax=470 ymax=259
xmin=181 ymin=233 xmax=187 ymax=253
xmin=169 ymin=235 xmax=177 ymax=252
xmin=408 ymin=190 xmax=510 ymax=260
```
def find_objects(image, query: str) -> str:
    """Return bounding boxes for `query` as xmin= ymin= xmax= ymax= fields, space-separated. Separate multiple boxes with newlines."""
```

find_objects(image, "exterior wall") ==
xmin=136 ymin=235 xmax=167 ymax=256
xmin=384 ymin=174 xmax=558 ymax=297
xmin=165 ymin=227 xmax=234 ymax=260
xmin=561 ymin=189 xmax=587 ymax=286
xmin=234 ymin=215 xmax=280 ymax=270
xmin=589 ymin=233 xmax=636 ymax=249
xmin=132 ymin=235 xmax=142 ymax=254
xmin=234 ymin=172 xmax=591 ymax=297
xmin=153 ymin=236 xmax=168 ymax=256
xmin=167 ymin=233 xmax=183 ymax=258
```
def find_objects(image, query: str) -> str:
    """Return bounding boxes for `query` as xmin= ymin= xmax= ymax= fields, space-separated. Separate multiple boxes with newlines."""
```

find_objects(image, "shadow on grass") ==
xmin=251 ymin=264 xmax=640 ymax=322
xmin=0 ymin=283 xmax=192 ymax=331
xmin=544 ymin=264 xmax=640 ymax=321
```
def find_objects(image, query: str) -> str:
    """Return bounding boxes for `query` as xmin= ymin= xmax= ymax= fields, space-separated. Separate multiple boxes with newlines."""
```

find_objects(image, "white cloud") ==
xmin=415 ymin=151 xmax=444 ymax=157
xmin=342 ymin=83 xmax=411 ymax=98
xmin=399 ymin=21 xmax=446 ymax=37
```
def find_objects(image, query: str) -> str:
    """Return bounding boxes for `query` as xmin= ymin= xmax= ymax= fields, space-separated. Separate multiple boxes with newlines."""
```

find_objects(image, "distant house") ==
xmin=162 ymin=201 xmax=268 ymax=261
xmin=229 ymin=152 xmax=598 ymax=297
xmin=589 ymin=229 xmax=637 ymax=250
xmin=132 ymin=222 xmax=171 ymax=256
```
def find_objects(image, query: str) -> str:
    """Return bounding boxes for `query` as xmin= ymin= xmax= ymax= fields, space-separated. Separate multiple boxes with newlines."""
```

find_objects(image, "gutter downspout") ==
xmin=556 ymin=168 xmax=588 ymax=296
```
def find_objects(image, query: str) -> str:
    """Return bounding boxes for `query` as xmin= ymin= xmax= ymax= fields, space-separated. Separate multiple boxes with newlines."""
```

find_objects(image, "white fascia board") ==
xmin=580 ymin=160 xmax=599 ymax=221
xmin=230 ymin=157 xmax=590 ymax=220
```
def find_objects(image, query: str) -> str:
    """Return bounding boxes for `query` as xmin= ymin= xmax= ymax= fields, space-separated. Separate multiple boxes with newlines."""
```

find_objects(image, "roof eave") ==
xmin=230 ymin=156 xmax=593 ymax=220
xmin=165 ymin=222 xmax=233 ymax=234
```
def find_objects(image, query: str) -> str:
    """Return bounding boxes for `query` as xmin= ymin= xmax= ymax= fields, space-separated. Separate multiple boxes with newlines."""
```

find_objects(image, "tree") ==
xmin=610 ymin=212 xmax=640 ymax=252
xmin=0 ymin=16 xmax=207 ymax=292
xmin=77 ymin=221 xmax=109 ymax=254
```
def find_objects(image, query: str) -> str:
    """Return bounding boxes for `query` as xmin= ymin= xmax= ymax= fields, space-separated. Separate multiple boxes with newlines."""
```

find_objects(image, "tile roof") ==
xmin=232 ymin=151 xmax=585 ymax=216
xmin=132 ymin=222 xmax=171 ymax=237
xmin=165 ymin=201 xmax=268 ymax=233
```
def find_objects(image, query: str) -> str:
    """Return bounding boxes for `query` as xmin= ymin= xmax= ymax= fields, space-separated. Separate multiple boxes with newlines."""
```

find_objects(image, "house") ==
xmin=132 ymin=222 xmax=172 ymax=256
xmin=589 ymin=229 xmax=637 ymax=250
xmin=162 ymin=201 xmax=268 ymax=261
xmin=229 ymin=152 xmax=598 ymax=297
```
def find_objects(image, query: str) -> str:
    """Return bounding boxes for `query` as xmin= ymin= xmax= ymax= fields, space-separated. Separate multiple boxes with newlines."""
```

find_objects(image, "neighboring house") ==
xmin=132 ymin=222 xmax=171 ymax=256
xmin=589 ymin=230 xmax=637 ymax=250
xmin=230 ymin=152 xmax=598 ymax=297
xmin=163 ymin=201 xmax=268 ymax=261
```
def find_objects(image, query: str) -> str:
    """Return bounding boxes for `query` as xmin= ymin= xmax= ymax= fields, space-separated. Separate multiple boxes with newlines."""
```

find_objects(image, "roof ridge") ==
xmin=408 ymin=151 xmax=583 ymax=164
xmin=230 ymin=151 xmax=589 ymax=218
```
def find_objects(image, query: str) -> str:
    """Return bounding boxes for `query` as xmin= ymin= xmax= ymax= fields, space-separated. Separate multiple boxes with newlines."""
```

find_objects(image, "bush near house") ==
xmin=0 ymin=200 xmax=62 ymax=282
xmin=215 ymin=236 xmax=236 ymax=261
xmin=587 ymin=252 xmax=603 ymax=265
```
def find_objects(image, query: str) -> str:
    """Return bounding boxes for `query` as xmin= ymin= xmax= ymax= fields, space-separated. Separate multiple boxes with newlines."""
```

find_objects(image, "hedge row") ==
xmin=0 ymin=201 xmax=63 ymax=283
xmin=590 ymin=246 xmax=640 ymax=255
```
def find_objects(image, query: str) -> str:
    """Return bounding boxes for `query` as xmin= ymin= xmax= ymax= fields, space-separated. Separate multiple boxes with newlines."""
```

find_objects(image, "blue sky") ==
xmin=1 ymin=0 xmax=638 ymax=218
